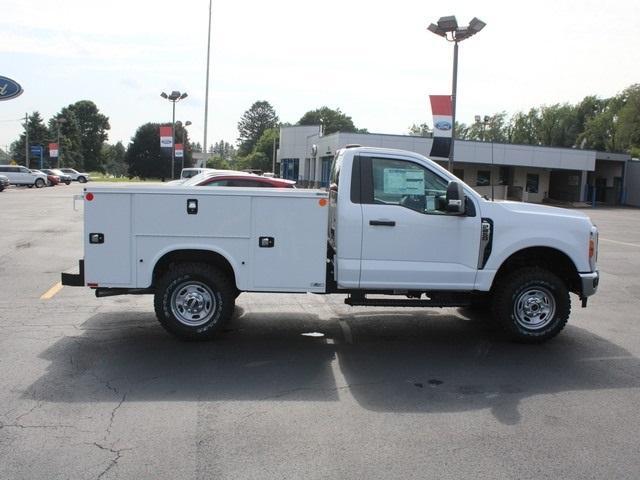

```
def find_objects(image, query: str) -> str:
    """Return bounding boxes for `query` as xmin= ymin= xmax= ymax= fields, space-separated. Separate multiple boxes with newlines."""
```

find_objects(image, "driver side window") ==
xmin=370 ymin=157 xmax=449 ymax=214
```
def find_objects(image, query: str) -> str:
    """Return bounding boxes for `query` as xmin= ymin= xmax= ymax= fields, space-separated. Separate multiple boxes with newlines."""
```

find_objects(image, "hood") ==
xmin=491 ymin=200 xmax=590 ymax=220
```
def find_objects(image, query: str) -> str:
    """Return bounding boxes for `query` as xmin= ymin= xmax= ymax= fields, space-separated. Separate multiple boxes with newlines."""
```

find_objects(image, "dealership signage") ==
xmin=49 ymin=143 xmax=59 ymax=158
xmin=160 ymin=126 xmax=173 ymax=148
xmin=429 ymin=95 xmax=453 ymax=159
xmin=0 ymin=76 xmax=23 ymax=101
xmin=175 ymin=144 xmax=184 ymax=158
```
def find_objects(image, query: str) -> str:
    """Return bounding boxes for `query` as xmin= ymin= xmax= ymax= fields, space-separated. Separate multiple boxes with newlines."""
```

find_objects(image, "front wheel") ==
xmin=78 ymin=176 xmax=87 ymax=183
xmin=35 ymin=178 xmax=45 ymax=188
xmin=492 ymin=267 xmax=570 ymax=343
xmin=154 ymin=263 xmax=235 ymax=340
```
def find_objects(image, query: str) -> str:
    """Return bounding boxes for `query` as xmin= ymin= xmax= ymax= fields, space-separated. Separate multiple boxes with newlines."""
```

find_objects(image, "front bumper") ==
xmin=579 ymin=270 xmax=599 ymax=298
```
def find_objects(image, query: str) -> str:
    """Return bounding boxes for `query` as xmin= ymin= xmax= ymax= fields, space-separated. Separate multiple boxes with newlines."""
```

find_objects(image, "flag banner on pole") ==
xmin=160 ymin=126 xmax=173 ymax=148
xmin=49 ymin=143 xmax=59 ymax=158
xmin=429 ymin=95 xmax=452 ymax=159
xmin=175 ymin=144 xmax=184 ymax=158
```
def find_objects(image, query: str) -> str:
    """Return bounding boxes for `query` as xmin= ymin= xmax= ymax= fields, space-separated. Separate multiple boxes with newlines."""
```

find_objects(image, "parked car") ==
xmin=188 ymin=173 xmax=296 ymax=188
xmin=0 ymin=165 xmax=48 ymax=188
xmin=167 ymin=169 xmax=244 ymax=186
xmin=0 ymin=175 xmax=9 ymax=191
xmin=33 ymin=169 xmax=60 ymax=186
xmin=41 ymin=168 xmax=72 ymax=185
xmin=59 ymin=168 xmax=90 ymax=183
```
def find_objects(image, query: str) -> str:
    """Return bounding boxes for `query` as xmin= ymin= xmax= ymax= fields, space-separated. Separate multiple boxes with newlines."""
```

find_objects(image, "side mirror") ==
xmin=446 ymin=181 xmax=466 ymax=215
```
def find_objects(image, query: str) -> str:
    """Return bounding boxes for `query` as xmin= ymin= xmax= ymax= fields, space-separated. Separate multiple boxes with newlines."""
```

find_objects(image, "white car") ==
xmin=0 ymin=165 xmax=48 ymax=188
xmin=59 ymin=168 xmax=90 ymax=183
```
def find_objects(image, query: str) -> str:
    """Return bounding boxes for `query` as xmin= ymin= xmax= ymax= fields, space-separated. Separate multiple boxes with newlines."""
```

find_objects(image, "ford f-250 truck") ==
xmin=61 ymin=146 xmax=599 ymax=343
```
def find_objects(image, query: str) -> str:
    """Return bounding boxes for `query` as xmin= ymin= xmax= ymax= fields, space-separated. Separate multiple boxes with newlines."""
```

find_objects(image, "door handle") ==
xmin=369 ymin=220 xmax=396 ymax=227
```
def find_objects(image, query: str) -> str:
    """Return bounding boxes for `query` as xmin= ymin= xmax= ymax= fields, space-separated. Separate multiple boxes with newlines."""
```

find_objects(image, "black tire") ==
xmin=35 ymin=178 xmax=45 ymax=188
xmin=154 ymin=263 xmax=235 ymax=340
xmin=64 ymin=180 xmax=71 ymax=185
xmin=492 ymin=267 xmax=570 ymax=343
xmin=78 ymin=176 xmax=87 ymax=183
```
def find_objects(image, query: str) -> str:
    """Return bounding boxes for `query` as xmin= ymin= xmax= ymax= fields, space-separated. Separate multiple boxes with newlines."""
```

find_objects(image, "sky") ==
xmin=1 ymin=0 xmax=639 ymax=153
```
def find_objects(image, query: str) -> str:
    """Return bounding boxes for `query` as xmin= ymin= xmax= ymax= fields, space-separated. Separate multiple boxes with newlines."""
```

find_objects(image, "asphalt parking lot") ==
xmin=1 ymin=183 xmax=640 ymax=479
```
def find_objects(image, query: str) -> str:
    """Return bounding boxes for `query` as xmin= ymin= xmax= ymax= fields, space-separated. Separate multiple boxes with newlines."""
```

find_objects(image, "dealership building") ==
xmin=277 ymin=125 xmax=635 ymax=205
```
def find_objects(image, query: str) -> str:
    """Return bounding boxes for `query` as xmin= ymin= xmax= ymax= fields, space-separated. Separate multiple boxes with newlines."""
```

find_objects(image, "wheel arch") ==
xmin=151 ymin=248 xmax=239 ymax=290
xmin=491 ymin=246 xmax=581 ymax=295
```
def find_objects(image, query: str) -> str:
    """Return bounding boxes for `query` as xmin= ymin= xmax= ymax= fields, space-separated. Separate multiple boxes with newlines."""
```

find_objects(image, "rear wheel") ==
xmin=78 ymin=176 xmax=87 ymax=183
xmin=64 ymin=180 xmax=71 ymax=185
xmin=154 ymin=263 xmax=235 ymax=340
xmin=492 ymin=267 xmax=570 ymax=343
xmin=35 ymin=178 xmax=45 ymax=188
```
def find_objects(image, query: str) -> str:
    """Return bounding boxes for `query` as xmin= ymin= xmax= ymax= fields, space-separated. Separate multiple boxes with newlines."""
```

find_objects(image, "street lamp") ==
xmin=428 ymin=15 xmax=486 ymax=172
xmin=474 ymin=114 xmax=491 ymax=141
xmin=56 ymin=117 xmax=66 ymax=167
xmin=160 ymin=90 xmax=188 ymax=179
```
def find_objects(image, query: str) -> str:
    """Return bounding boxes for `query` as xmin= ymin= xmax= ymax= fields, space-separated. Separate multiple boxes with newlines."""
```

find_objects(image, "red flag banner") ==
xmin=429 ymin=95 xmax=452 ymax=159
xmin=175 ymin=143 xmax=184 ymax=158
xmin=49 ymin=143 xmax=59 ymax=158
xmin=160 ymin=126 xmax=173 ymax=148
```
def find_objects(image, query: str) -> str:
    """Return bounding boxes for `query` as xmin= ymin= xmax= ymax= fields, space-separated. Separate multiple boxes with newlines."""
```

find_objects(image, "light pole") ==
xmin=203 ymin=0 xmax=213 ymax=168
xmin=428 ymin=16 xmax=486 ymax=172
xmin=161 ymin=91 xmax=188 ymax=179
xmin=56 ymin=117 xmax=66 ymax=167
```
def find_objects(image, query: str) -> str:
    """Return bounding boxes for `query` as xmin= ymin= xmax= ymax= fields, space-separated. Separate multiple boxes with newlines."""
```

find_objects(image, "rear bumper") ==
xmin=61 ymin=259 xmax=85 ymax=287
xmin=579 ymin=270 xmax=599 ymax=298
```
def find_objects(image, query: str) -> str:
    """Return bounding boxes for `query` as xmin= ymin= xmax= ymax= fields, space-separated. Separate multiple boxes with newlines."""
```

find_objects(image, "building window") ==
xmin=453 ymin=168 xmax=464 ymax=181
xmin=499 ymin=167 xmax=510 ymax=186
xmin=281 ymin=158 xmax=299 ymax=180
xmin=526 ymin=173 xmax=539 ymax=193
xmin=477 ymin=170 xmax=491 ymax=187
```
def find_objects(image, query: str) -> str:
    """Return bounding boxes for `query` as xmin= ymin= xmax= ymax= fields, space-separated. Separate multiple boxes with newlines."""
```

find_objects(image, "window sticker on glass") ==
xmin=383 ymin=168 xmax=425 ymax=195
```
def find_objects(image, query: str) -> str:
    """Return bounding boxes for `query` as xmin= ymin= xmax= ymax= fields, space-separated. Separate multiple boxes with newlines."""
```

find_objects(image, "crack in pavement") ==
xmin=91 ymin=442 xmax=132 ymax=480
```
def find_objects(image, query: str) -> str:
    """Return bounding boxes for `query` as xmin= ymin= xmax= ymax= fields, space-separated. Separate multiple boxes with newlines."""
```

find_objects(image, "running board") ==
xmin=345 ymin=294 xmax=471 ymax=308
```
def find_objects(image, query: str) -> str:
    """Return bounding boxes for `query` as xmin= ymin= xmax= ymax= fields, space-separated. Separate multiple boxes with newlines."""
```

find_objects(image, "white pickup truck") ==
xmin=62 ymin=146 xmax=599 ymax=343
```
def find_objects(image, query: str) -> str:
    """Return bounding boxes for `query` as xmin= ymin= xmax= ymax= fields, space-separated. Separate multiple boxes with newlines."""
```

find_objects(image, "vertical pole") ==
xmin=24 ymin=113 xmax=29 ymax=167
xmin=171 ymin=101 xmax=176 ymax=179
xmin=40 ymin=148 xmax=43 ymax=170
xmin=491 ymin=141 xmax=494 ymax=201
xmin=57 ymin=123 xmax=61 ymax=168
xmin=203 ymin=0 xmax=213 ymax=168
xmin=181 ymin=129 xmax=186 ymax=172
xmin=449 ymin=41 xmax=459 ymax=173
xmin=272 ymin=135 xmax=276 ymax=175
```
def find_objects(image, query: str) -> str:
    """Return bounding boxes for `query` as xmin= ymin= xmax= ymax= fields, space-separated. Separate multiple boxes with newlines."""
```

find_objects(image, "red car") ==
xmin=189 ymin=174 xmax=296 ymax=188
xmin=32 ymin=169 xmax=60 ymax=186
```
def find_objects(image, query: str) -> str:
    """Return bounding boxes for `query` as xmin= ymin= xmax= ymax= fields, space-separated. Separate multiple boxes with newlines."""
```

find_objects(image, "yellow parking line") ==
xmin=40 ymin=282 xmax=63 ymax=300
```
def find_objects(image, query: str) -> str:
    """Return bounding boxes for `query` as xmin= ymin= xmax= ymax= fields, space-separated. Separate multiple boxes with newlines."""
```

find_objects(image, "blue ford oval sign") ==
xmin=0 ymin=76 xmax=23 ymax=101
xmin=435 ymin=120 xmax=452 ymax=131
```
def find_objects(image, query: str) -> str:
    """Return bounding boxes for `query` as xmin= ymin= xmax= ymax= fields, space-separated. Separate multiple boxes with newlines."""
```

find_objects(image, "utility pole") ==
xmin=203 ymin=0 xmax=213 ymax=168
xmin=24 ymin=113 xmax=29 ymax=167
xmin=272 ymin=135 xmax=277 ymax=175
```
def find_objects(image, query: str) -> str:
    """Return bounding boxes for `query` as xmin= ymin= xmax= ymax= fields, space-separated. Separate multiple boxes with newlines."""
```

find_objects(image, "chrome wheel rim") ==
xmin=513 ymin=286 xmax=556 ymax=330
xmin=170 ymin=281 xmax=217 ymax=327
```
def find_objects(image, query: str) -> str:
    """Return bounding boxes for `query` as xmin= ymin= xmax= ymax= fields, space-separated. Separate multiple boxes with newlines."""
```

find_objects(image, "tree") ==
xmin=408 ymin=123 xmax=431 ymax=137
xmin=236 ymin=151 xmax=270 ymax=172
xmin=237 ymin=101 xmax=279 ymax=155
xmin=62 ymin=101 xmax=110 ymax=172
xmin=464 ymin=112 xmax=509 ymax=142
xmin=297 ymin=106 xmax=362 ymax=135
xmin=509 ymin=109 xmax=541 ymax=145
xmin=102 ymin=142 xmax=127 ymax=176
xmin=11 ymin=112 xmax=50 ymax=167
xmin=252 ymin=128 xmax=278 ymax=169
xmin=127 ymin=122 xmax=192 ymax=179
xmin=615 ymin=84 xmax=640 ymax=153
